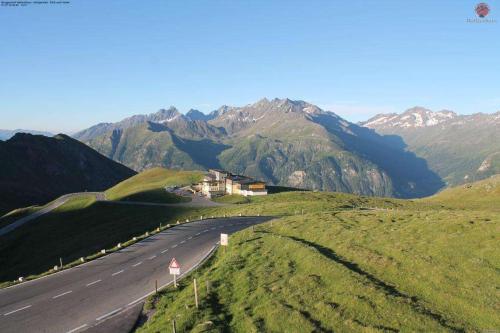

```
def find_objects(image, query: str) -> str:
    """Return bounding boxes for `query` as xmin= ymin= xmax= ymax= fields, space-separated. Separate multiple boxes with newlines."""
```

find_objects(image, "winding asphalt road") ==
xmin=0 ymin=216 xmax=271 ymax=333
xmin=0 ymin=191 xmax=222 ymax=237
xmin=0 ymin=193 xmax=105 ymax=237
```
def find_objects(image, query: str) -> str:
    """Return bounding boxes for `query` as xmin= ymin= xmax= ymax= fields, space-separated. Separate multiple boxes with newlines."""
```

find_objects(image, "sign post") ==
xmin=220 ymin=233 xmax=228 ymax=246
xmin=169 ymin=258 xmax=181 ymax=288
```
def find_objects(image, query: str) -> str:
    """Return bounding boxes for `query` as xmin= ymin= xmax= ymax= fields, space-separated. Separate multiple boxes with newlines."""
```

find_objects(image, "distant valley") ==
xmin=361 ymin=107 xmax=500 ymax=187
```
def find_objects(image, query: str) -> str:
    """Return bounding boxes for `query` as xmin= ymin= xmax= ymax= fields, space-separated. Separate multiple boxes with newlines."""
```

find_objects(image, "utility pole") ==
xmin=173 ymin=274 xmax=177 ymax=288
xmin=194 ymin=278 xmax=199 ymax=309
xmin=59 ymin=257 xmax=63 ymax=269
xmin=172 ymin=319 xmax=177 ymax=333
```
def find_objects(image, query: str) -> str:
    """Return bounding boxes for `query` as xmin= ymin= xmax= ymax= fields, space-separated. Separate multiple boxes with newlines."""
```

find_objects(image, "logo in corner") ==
xmin=475 ymin=3 xmax=490 ymax=18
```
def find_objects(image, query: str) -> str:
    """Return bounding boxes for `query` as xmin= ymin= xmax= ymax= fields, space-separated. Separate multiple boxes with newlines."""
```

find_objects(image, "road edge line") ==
xmin=2 ymin=216 xmax=265 ymax=291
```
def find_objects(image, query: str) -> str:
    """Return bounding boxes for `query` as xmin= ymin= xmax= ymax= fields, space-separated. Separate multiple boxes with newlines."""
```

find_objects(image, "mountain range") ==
xmin=361 ymin=107 xmax=500 ymax=186
xmin=0 ymin=133 xmax=136 ymax=215
xmin=74 ymin=98 xmax=445 ymax=199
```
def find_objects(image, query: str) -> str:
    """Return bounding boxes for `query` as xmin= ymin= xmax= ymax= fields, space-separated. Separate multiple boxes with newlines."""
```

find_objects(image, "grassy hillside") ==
xmin=2 ymin=168 xmax=498 ymax=331
xmin=137 ymin=186 xmax=499 ymax=332
xmin=0 ymin=168 xmax=203 ymax=283
xmin=423 ymin=174 xmax=500 ymax=210
xmin=212 ymin=195 xmax=251 ymax=204
xmin=0 ymin=196 xmax=194 ymax=283
xmin=0 ymin=205 xmax=42 ymax=228
xmin=105 ymin=168 xmax=203 ymax=203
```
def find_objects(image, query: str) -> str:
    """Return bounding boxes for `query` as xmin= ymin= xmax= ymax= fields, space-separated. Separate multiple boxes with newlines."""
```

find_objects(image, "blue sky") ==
xmin=0 ymin=0 xmax=499 ymax=133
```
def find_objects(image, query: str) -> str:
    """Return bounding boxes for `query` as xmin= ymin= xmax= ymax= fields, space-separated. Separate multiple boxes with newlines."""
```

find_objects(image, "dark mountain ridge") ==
xmin=0 ymin=129 xmax=53 ymax=141
xmin=0 ymin=133 xmax=136 ymax=215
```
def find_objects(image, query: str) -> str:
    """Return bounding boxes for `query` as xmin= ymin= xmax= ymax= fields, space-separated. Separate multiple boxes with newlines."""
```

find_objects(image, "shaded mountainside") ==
xmin=0 ymin=133 xmax=136 ymax=214
xmin=362 ymin=107 xmax=500 ymax=186
xmin=75 ymin=98 xmax=443 ymax=198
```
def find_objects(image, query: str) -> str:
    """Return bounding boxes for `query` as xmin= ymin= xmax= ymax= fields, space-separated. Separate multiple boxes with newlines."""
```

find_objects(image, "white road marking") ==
xmin=96 ymin=307 xmax=122 ymax=321
xmin=111 ymin=270 xmax=124 ymax=276
xmin=52 ymin=290 xmax=72 ymax=299
xmin=148 ymin=255 xmax=157 ymax=260
xmin=133 ymin=261 xmax=142 ymax=267
xmin=127 ymin=295 xmax=146 ymax=306
xmin=127 ymin=244 xmax=218 ymax=307
xmin=195 ymin=232 xmax=201 ymax=236
xmin=187 ymin=236 xmax=193 ymax=240
xmin=161 ymin=249 xmax=168 ymax=253
xmin=3 ymin=305 xmax=32 ymax=316
xmin=203 ymin=229 xmax=209 ymax=232
xmin=211 ymin=227 xmax=216 ymax=230
xmin=66 ymin=324 xmax=88 ymax=333
xmin=180 ymin=240 xmax=186 ymax=244
xmin=172 ymin=244 xmax=178 ymax=248
xmin=86 ymin=279 xmax=101 ymax=287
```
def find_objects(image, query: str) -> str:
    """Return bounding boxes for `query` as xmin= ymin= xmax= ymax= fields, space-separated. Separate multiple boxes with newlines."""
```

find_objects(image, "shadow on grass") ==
xmin=280 ymin=301 xmax=334 ymax=333
xmin=259 ymin=230 xmax=465 ymax=333
xmin=117 ymin=189 xmax=189 ymax=204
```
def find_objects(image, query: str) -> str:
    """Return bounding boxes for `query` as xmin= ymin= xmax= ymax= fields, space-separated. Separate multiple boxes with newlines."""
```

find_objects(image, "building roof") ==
xmin=227 ymin=174 xmax=251 ymax=181
xmin=208 ymin=168 xmax=230 ymax=174
xmin=239 ymin=179 xmax=266 ymax=185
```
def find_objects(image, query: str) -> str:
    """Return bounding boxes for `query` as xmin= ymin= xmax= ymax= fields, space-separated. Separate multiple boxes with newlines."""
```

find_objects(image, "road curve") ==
xmin=0 ymin=192 xmax=222 ymax=237
xmin=0 ymin=192 xmax=105 ymax=237
xmin=0 ymin=216 xmax=271 ymax=333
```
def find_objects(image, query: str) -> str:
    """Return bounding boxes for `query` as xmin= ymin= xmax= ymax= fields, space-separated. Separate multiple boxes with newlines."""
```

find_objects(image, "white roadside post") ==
xmin=220 ymin=233 xmax=228 ymax=253
xmin=193 ymin=278 xmax=199 ymax=309
xmin=220 ymin=233 xmax=229 ymax=246
xmin=169 ymin=258 xmax=181 ymax=288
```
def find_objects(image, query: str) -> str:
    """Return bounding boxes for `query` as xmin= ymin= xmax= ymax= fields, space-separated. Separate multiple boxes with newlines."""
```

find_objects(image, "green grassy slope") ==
xmin=105 ymin=168 xmax=203 ymax=203
xmin=2 ymin=167 xmax=498 ymax=331
xmin=423 ymin=174 xmax=500 ymax=210
xmin=137 ymin=185 xmax=499 ymax=332
xmin=0 ymin=205 xmax=42 ymax=228
xmin=0 ymin=195 xmax=194 ymax=283
xmin=211 ymin=195 xmax=251 ymax=204
xmin=0 ymin=168 xmax=203 ymax=283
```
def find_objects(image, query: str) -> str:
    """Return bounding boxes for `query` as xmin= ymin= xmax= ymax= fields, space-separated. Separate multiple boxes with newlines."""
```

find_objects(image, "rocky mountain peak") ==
xmin=149 ymin=107 xmax=183 ymax=123
xmin=362 ymin=106 xmax=458 ymax=129
xmin=185 ymin=109 xmax=214 ymax=121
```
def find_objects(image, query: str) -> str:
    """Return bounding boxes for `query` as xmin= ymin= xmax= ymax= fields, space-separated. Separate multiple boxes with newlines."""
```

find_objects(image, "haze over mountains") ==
xmin=0 ymin=129 xmax=53 ymax=141
xmin=74 ymin=98 xmax=445 ymax=199
xmin=0 ymin=133 xmax=135 ymax=215
xmin=362 ymin=107 xmax=500 ymax=187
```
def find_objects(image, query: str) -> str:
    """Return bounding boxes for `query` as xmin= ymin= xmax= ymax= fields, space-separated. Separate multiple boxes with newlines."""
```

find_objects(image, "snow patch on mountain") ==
xmin=362 ymin=107 xmax=458 ymax=129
